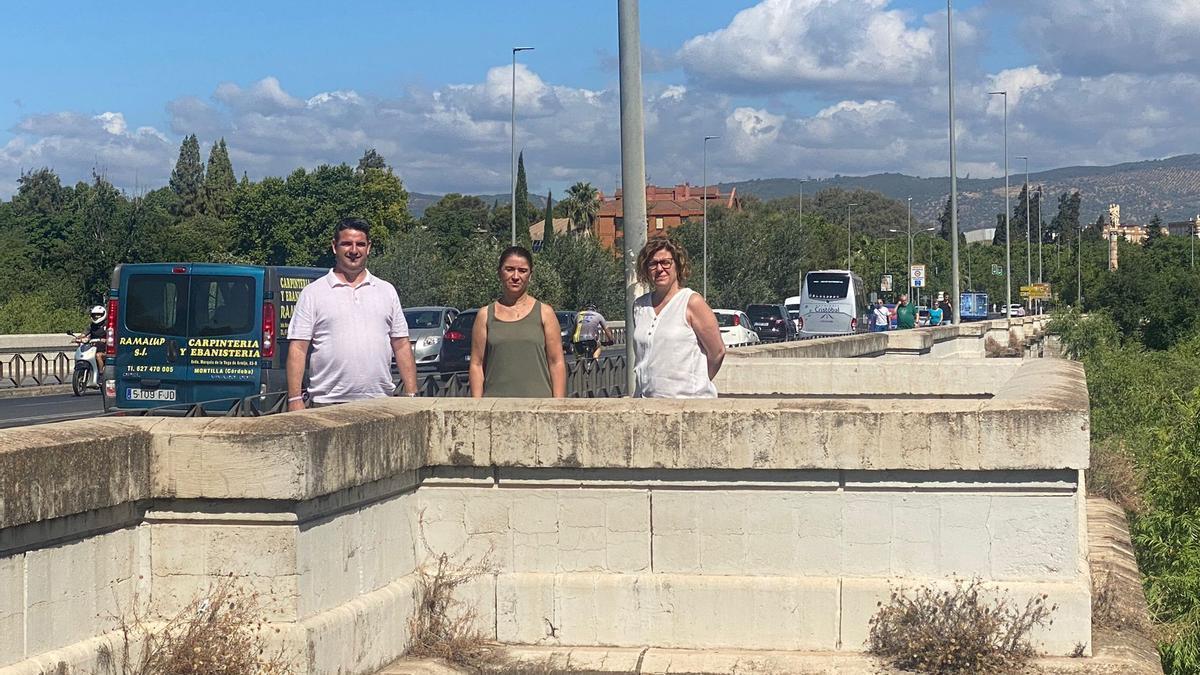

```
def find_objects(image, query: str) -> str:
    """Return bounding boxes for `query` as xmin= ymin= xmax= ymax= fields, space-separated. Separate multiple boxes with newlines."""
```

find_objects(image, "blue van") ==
xmin=102 ymin=263 xmax=325 ymax=412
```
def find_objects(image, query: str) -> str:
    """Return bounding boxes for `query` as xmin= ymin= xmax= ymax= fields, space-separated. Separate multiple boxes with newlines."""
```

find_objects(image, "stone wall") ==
xmin=0 ymin=358 xmax=1089 ymax=674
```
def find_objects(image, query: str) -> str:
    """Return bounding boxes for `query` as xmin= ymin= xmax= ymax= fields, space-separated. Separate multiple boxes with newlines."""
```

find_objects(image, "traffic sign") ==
xmin=1020 ymin=283 xmax=1051 ymax=299
xmin=991 ymin=264 xmax=1003 ymax=276
xmin=910 ymin=264 xmax=926 ymax=288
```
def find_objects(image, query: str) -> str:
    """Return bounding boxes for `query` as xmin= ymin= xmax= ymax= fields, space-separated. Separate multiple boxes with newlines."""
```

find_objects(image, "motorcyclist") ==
xmin=77 ymin=305 xmax=108 ymax=370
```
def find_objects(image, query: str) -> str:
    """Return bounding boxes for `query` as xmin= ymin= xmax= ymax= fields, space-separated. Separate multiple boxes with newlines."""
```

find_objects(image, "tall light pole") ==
xmin=617 ymin=0 xmax=646 ymax=396
xmin=1016 ymin=155 xmax=1032 ymax=309
xmin=798 ymin=178 xmax=808 ymax=297
xmin=989 ymin=90 xmax=1011 ymax=324
xmin=702 ymin=135 xmax=719 ymax=298
xmin=1077 ymin=222 xmax=1083 ymax=307
xmin=510 ymin=46 xmax=534 ymax=246
xmin=947 ymin=0 xmax=962 ymax=323
xmin=846 ymin=202 xmax=858 ymax=271
xmin=906 ymin=197 xmax=913 ymax=297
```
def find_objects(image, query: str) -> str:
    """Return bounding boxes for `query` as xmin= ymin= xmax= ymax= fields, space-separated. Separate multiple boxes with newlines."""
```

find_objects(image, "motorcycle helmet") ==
xmin=90 ymin=305 xmax=107 ymax=325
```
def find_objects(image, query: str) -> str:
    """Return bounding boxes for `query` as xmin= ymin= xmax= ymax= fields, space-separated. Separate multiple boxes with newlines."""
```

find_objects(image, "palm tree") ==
xmin=564 ymin=181 xmax=600 ymax=236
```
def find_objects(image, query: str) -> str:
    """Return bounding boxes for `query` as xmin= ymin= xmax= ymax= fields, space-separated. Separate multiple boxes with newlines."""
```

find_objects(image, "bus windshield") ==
xmin=806 ymin=273 xmax=850 ymax=300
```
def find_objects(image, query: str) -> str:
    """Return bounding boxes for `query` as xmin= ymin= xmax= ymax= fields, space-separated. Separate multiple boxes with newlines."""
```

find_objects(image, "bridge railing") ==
xmin=108 ymin=354 xmax=627 ymax=418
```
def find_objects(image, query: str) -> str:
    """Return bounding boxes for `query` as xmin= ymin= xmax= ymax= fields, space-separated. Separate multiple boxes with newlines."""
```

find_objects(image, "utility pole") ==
xmin=906 ymin=197 xmax=913 ymax=298
xmin=989 ymin=90 xmax=1010 ymax=326
xmin=1016 ymin=156 xmax=1031 ymax=311
xmin=617 ymin=0 xmax=646 ymax=396
xmin=947 ymin=0 xmax=961 ymax=323
xmin=847 ymin=203 xmax=858 ymax=271
xmin=798 ymin=179 xmax=808 ymax=297
xmin=702 ymin=135 xmax=719 ymax=298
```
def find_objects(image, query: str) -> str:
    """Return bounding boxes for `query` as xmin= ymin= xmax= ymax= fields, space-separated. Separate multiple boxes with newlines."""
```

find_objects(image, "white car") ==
xmin=713 ymin=309 xmax=761 ymax=347
xmin=1006 ymin=303 xmax=1027 ymax=317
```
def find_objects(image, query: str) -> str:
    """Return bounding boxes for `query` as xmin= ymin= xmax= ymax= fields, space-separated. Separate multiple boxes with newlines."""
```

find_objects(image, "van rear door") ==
xmin=184 ymin=265 xmax=264 ymax=405
xmin=115 ymin=264 xmax=264 ymax=409
xmin=116 ymin=265 xmax=191 ymax=407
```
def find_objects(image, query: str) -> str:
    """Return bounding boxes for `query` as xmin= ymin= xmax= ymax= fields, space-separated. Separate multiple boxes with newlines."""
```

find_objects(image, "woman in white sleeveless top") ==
xmin=632 ymin=238 xmax=725 ymax=398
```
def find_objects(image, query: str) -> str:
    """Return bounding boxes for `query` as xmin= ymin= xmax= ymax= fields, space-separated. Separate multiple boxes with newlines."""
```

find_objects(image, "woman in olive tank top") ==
xmin=468 ymin=246 xmax=567 ymax=398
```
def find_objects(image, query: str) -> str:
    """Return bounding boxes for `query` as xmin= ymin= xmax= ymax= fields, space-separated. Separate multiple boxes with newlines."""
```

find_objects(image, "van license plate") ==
xmin=127 ymin=388 xmax=176 ymax=401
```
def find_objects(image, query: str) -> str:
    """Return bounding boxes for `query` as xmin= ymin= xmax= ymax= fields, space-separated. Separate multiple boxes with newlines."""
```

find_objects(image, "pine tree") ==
xmin=1146 ymin=214 xmax=1164 ymax=246
xmin=514 ymin=151 xmax=530 ymax=233
xmin=203 ymin=138 xmax=236 ymax=218
xmin=169 ymin=134 xmax=204 ymax=217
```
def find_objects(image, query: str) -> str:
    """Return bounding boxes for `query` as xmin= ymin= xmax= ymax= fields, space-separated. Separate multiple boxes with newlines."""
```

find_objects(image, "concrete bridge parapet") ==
xmin=0 ymin=356 xmax=1091 ymax=674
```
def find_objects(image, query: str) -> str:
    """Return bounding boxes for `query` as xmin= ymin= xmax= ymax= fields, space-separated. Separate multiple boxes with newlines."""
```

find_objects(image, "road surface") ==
xmin=0 ymin=392 xmax=106 ymax=429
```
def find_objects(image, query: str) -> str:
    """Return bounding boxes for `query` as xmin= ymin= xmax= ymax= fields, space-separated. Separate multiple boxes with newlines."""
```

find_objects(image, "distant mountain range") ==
xmin=408 ymin=191 xmax=548 ymax=219
xmin=720 ymin=154 xmax=1200 ymax=231
xmin=407 ymin=154 xmax=1200 ymax=229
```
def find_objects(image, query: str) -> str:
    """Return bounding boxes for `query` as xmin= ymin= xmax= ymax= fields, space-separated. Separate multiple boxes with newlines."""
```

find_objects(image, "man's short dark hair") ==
xmin=334 ymin=218 xmax=371 ymax=242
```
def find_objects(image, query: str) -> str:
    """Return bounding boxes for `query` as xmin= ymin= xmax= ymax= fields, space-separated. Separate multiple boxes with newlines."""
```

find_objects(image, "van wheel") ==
xmin=72 ymin=369 xmax=86 ymax=397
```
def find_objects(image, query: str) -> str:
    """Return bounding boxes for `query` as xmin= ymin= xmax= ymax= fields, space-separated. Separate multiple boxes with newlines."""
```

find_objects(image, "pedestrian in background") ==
xmin=894 ymin=293 xmax=917 ymax=330
xmin=871 ymin=298 xmax=891 ymax=332
xmin=938 ymin=296 xmax=954 ymax=325
xmin=928 ymin=302 xmax=944 ymax=326
xmin=632 ymin=237 xmax=724 ymax=398
xmin=287 ymin=218 xmax=418 ymax=410
xmin=469 ymin=246 xmax=567 ymax=398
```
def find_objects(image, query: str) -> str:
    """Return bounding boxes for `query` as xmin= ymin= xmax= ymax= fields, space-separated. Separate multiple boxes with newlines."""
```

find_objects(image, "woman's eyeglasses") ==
xmin=646 ymin=258 xmax=675 ymax=270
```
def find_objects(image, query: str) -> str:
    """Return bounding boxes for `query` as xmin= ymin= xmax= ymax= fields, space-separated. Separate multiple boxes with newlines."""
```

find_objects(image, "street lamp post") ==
xmin=1077 ymin=223 xmax=1083 ymax=306
xmin=947 ymin=0 xmax=962 ymax=323
xmin=798 ymin=178 xmax=808 ymax=297
xmin=1016 ymin=155 xmax=1032 ymax=310
xmin=846 ymin=203 xmax=858 ymax=271
xmin=510 ymin=46 xmax=535 ymax=246
xmin=702 ymin=135 xmax=719 ymax=298
xmin=989 ymin=90 xmax=1011 ymax=325
xmin=906 ymin=197 xmax=913 ymax=297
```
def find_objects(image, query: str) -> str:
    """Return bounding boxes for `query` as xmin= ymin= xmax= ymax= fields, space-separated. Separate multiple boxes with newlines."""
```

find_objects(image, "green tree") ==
xmin=1146 ymin=214 xmax=1164 ymax=246
xmin=514 ymin=151 xmax=530 ymax=235
xmin=169 ymin=134 xmax=205 ymax=217
xmin=355 ymin=149 xmax=411 ymax=247
xmin=563 ymin=181 xmax=600 ymax=235
xmin=422 ymin=193 xmax=489 ymax=253
xmin=203 ymin=138 xmax=236 ymax=218
xmin=540 ymin=189 xmax=556 ymax=252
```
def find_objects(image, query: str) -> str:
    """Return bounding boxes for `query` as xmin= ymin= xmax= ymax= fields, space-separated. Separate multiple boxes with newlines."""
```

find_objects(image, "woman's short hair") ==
xmin=497 ymin=245 xmax=534 ymax=272
xmin=636 ymin=237 xmax=690 ymax=285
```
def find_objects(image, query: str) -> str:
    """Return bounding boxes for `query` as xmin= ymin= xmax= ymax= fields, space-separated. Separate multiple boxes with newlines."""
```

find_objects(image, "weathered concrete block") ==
xmin=0 ymin=554 xmax=23 ymax=666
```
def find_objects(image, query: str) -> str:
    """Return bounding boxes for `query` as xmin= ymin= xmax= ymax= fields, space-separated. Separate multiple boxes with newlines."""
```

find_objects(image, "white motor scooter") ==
xmin=68 ymin=333 xmax=104 ymax=396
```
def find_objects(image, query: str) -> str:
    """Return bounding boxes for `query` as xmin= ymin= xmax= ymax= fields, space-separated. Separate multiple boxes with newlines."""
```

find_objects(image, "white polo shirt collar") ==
xmin=324 ymin=269 xmax=375 ymax=288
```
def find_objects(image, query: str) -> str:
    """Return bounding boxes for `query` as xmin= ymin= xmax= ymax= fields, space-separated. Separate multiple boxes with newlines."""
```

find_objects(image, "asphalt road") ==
xmin=0 ymin=392 xmax=107 ymax=429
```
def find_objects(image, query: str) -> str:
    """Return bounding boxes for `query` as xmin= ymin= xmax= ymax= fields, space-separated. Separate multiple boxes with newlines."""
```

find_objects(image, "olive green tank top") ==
xmin=483 ymin=300 xmax=553 ymax=397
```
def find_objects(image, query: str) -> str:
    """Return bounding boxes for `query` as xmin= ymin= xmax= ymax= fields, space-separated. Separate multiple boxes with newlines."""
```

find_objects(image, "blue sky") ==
xmin=1 ymin=0 xmax=1197 ymax=197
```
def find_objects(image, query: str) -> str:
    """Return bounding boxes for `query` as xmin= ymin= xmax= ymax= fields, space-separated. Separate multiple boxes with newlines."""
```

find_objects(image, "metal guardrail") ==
xmin=108 ymin=354 xmax=627 ymax=418
xmin=0 ymin=350 xmax=74 ymax=388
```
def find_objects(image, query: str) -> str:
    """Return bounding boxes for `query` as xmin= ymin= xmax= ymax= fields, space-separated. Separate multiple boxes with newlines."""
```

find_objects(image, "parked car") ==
xmin=746 ymin=303 xmax=798 ymax=341
xmin=404 ymin=306 xmax=458 ymax=367
xmin=437 ymin=309 xmax=478 ymax=373
xmin=1006 ymin=303 xmax=1027 ymax=317
xmin=713 ymin=309 xmax=760 ymax=347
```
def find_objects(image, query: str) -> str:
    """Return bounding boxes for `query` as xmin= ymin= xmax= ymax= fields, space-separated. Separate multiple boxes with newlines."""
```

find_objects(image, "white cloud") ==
xmin=984 ymin=67 xmax=1060 ymax=116
xmin=1010 ymin=0 xmax=1200 ymax=76
xmin=677 ymin=0 xmax=936 ymax=93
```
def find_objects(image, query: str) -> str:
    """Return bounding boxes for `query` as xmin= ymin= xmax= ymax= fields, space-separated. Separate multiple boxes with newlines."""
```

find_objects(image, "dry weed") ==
xmin=406 ymin=509 xmax=502 ymax=669
xmin=95 ymin=575 xmax=293 ymax=675
xmin=867 ymin=578 xmax=1056 ymax=674
xmin=1087 ymin=439 xmax=1145 ymax=515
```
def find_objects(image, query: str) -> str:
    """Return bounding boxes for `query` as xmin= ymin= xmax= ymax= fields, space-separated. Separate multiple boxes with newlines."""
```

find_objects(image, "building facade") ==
xmin=593 ymin=184 xmax=741 ymax=250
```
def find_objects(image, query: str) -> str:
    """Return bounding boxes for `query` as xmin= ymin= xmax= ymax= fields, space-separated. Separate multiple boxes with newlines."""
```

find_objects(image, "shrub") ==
xmin=96 ymin=576 xmax=293 ymax=675
xmin=867 ymin=578 xmax=1055 ymax=674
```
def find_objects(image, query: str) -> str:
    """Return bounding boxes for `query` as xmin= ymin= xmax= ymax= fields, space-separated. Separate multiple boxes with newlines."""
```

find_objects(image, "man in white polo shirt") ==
xmin=286 ymin=218 xmax=418 ymax=410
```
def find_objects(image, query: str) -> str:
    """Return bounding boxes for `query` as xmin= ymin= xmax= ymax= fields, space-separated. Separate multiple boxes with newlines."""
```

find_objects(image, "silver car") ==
xmin=404 ymin=306 xmax=459 ymax=366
